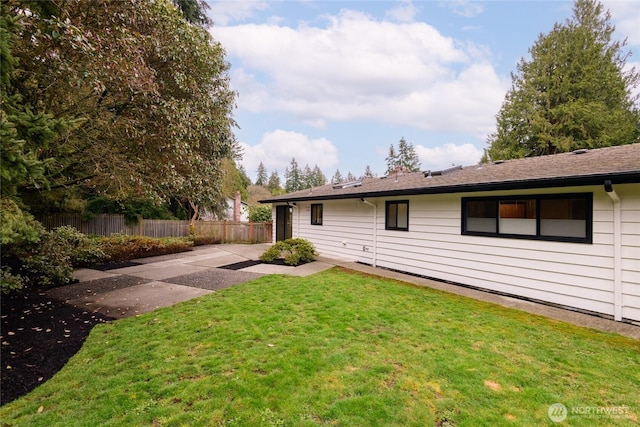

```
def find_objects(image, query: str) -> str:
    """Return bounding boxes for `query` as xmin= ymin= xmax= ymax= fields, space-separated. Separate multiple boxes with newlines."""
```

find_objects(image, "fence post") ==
xmin=139 ymin=215 xmax=143 ymax=236
xmin=223 ymin=220 xmax=227 ymax=243
xmin=250 ymin=222 xmax=254 ymax=243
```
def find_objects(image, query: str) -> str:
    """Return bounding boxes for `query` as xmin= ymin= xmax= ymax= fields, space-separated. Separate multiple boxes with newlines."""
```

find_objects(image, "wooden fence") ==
xmin=36 ymin=213 xmax=273 ymax=244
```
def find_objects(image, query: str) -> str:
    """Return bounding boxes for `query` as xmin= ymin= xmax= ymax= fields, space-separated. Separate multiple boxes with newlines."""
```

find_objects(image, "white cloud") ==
xmin=209 ymin=1 xmax=269 ymax=26
xmin=240 ymin=130 xmax=339 ymax=180
xmin=442 ymin=1 xmax=484 ymax=18
xmin=385 ymin=0 xmax=419 ymax=23
xmin=213 ymin=9 xmax=507 ymax=137
xmin=415 ymin=143 xmax=484 ymax=171
xmin=602 ymin=0 xmax=640 ymax=46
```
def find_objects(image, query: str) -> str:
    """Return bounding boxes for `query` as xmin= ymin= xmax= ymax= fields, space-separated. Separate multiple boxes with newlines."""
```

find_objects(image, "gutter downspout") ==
xmin=604 ymin=180 xmax=622 ymax=321
xmin=361 ymin=199 xmax=377 ymax=268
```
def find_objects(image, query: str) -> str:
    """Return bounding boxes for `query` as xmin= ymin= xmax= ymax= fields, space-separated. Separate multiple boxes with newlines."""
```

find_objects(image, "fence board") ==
xmin=35 ymin=214 xmax=272 ymax=243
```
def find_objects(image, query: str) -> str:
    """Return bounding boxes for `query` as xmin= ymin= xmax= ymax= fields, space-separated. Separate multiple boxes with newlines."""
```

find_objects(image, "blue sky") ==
xmin=207 ymin=1 xmax=640 ymax=182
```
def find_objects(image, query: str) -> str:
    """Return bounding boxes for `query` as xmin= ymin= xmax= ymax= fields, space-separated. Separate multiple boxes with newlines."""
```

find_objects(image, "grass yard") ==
xmin=1 ymin=267 xmax=638 ymax=426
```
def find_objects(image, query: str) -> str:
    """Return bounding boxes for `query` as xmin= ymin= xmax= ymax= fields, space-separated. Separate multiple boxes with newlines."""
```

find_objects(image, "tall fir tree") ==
xmin=301 ymin=164 xmax=313 ymax=189
xmin=255 ymin=162 xmax=268 ymax=186
xmin=486 ymin=0 xmax=639 ymax=160
xmin=386 ymin=138 xmax=421 ymax=174
xmin=331 ymin=169 xmax=344 ymax=184
xmin=267 ymin=171 xmax=282 ymax=195
xmin=362 ymin=165 xmax=376 ymax=179
xmin=284 ymin=158 xmax=302 ymax=193
xmin=397 ymin=137 xmax=421 ymax=172
xmin=385 ymin=144 xmax=399 ymax=175
xmin=311 ymin=165 xmax=327 ymax=187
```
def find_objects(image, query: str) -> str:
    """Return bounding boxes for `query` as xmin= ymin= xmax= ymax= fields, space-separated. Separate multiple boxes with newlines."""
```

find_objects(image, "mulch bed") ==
xmin=1 ymin=290 xmax=114 ymax=406
xmin=1 ymin=258 xmax=306 ymax=406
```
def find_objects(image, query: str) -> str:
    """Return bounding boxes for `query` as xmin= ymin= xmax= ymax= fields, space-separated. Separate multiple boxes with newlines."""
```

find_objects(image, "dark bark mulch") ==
xmin=1 ymin=290 xmax=114 ymax=406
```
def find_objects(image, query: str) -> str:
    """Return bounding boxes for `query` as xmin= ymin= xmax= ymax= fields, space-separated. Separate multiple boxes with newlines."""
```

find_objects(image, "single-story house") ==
xmin=260 ymin=144 xmax=640 ymax=323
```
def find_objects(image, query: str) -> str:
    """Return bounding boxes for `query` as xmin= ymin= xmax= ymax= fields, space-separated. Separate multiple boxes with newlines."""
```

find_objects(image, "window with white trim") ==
xmin=462 ymin=193 xmax=592 ymax=243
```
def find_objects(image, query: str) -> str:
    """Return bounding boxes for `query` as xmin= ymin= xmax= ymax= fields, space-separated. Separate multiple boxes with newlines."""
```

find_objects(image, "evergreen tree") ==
xmin=346 ymin=171 xmax=357 ymax=182
xmin=311 ymin=165 xmax=327 ymax=187
xmin=486 ymin=0 xmax=640 ymax=160
xmin=362 ymin=165 xmax=376 ymax=178
xmin=255 ymin=162 xmax=268 ymax=186
xmin=397 ymin=137 xmax=421 ymax=172
xmin=171 ymin=0 xmax=211 ymax=26
xmin=301 ymin=164 xmax=313 ymax=189
xmin=284 ymin=158 xmax=302 ymax=193
xmin=331 ymin=169 xmax=344 ymax=184
xmin=267 ymin=171 xmax=282 ymax=195
xmin=386 ymin=138 xmax=421 ymax=173
xmin=385 ymin=144 xmax=399 ymax=175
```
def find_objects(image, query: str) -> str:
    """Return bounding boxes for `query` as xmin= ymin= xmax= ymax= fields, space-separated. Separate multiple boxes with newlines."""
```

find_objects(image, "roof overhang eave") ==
xmin=259 ymin=171 xmax=640 ymax=204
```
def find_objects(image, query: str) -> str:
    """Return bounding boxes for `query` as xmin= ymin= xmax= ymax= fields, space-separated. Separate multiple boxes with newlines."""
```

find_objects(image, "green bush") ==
xmin=259 ymin=238 xmax=318 ymax=266
xmin=0 ymin=267 xmax=24 ymax=294
xmin=4 ymin=226 xmax=77 ymax=290
xmin=248 ymin=205 xmax=272 ymax=222
xmin=98 ymin=235 xmax=193 ymax=262
xmin=53 ymin=226 xmax=110 ymax=267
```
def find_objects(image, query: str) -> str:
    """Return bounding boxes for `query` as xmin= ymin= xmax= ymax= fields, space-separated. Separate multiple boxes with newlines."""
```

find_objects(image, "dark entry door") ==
xmin=275 ymin=205 xmax=293 ymax=241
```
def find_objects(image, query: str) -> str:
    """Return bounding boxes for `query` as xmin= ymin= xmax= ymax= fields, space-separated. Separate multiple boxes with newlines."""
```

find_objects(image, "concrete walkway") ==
xmin=48 ymin=244 xmax=638 ymax=340
xmin=47 ymin=244 xmax=333 ymax=319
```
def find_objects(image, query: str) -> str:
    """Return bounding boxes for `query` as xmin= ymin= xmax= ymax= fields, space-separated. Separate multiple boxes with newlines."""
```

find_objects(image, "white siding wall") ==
xmin=281 ymin=183 xmax=640 ymax=322
xmin=620 ymin=185 xmax=640 ymax=321
xmin=295 ymin=200 xmax=376 ymax=264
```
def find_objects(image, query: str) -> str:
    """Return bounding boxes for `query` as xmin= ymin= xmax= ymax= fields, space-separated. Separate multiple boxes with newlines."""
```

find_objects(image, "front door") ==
xmin=275 ymin=205 xmax=293 ymax=241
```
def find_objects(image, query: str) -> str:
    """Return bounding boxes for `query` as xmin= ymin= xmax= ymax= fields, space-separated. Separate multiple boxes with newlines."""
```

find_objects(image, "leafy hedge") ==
xmin=259 ymin=238 xmax=318 ymax=266
xmin=97 ymin=234 xmax=193 ymax=263
xmin=0 ymin=228 xmax=195 ymax=294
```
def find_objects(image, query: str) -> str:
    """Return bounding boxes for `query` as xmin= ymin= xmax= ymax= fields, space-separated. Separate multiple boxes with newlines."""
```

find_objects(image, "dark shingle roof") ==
xmin=260 ymin=144 xmax=640 ymax=203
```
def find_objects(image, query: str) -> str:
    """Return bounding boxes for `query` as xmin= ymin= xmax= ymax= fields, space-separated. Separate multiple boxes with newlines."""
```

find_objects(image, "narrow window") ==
xmin=386 ymin=200 xmax=409 ymax=231
xmin=311 ymin=204 xmax=323 ymax=225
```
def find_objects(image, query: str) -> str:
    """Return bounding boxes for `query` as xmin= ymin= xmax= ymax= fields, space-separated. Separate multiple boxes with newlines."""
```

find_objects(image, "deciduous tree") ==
xmin=5 ymin=0 xmax=239 ymax=217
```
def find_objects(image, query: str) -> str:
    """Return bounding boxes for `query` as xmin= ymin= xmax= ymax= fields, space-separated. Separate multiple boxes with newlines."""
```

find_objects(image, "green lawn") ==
xmin=2 ymin=268 xmax=638 ymax=426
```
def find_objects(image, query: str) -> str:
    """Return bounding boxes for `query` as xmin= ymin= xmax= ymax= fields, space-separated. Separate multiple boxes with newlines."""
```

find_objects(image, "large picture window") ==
xmin=386 ymin=200 xmax=409 ymax=231
xmin=311 ymin=204 xmax=323 ymax=225
xmin=462 ymin=193 xmax=592 ymax=243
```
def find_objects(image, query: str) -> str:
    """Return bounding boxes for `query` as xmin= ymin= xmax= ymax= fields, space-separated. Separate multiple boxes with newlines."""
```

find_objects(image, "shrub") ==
xmin=4 ymin=226 xmax=78 ymax=289
xmin=248 ymin=205 xmax=272 ymax=222
xmin=98 ymin=235 xmax=193 ymax=262
xmin=52 ymin=226 xmax=109 ymax=267
xmin=188 ymin=235 xmax=221 ymax=246
xmin=0 ymin=267 xmax=24 ymax=294
xmin=259 ymin=238 xmax=318 ymax=266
